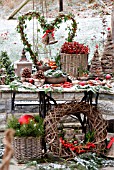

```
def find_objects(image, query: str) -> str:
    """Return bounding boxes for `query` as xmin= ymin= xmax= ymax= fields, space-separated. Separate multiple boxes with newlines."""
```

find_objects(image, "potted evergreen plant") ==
xmin=7 ymin=114 xmax=44 ymax=163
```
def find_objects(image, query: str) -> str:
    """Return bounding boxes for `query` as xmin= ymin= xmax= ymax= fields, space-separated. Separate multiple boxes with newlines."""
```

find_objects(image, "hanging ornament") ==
xmin=42 ymin=29 xmax=58 ymax=45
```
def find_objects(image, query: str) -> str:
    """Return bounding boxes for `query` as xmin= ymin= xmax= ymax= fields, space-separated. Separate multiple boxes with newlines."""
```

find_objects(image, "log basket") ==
xmin=44 ymin=101 xmax=107 ymax=157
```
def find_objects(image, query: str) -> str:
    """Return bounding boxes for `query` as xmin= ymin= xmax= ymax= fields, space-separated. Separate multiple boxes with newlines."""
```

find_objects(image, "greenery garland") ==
xmin=17 ymin=11 xmax=77 ymax=67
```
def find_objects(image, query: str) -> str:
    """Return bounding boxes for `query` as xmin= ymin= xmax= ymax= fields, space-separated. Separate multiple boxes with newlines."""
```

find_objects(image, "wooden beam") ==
xmin=7 ymin=0 xmax=31 ymax=20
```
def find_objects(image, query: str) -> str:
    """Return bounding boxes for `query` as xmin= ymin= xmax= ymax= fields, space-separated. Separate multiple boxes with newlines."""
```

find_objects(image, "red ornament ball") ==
xmin=18 ymin=115 xmax=34 ymax=125
xmin=95 ymin=44 xmax=98 ymax=49
xmin=79 ymin=81 xmax=86 ymax=86
xmin=29 ymin=78 xmax=34 ymax=84
xmin=105 ymin=74 xmax=112 ymax=80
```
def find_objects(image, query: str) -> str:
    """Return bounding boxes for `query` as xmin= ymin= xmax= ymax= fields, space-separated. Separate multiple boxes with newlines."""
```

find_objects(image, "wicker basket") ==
xmin=13 ymin=137 xmax=42 ymax=163
xmin=60 ymin=53 xmax=88 ymax=77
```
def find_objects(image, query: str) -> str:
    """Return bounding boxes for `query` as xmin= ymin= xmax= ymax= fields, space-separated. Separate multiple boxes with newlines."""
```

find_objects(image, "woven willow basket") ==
xmin=13 ymin=137 xmax=42 ymax=163
xmin=60 ymin=53 xmax=88 ymax=77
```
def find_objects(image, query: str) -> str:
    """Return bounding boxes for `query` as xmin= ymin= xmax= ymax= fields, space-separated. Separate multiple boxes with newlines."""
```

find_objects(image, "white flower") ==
xmin=34 ymin=123 xmax=37 ymax=127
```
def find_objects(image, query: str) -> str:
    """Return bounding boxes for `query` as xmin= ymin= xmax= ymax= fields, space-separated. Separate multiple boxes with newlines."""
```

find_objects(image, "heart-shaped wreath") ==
xmin=17 ymin=11 xmax=77 ymax=69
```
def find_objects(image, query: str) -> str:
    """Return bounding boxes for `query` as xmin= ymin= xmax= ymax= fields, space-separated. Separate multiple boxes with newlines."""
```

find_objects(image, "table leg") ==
xmin=81 ymin=91 xmax=89 ymax=103
xmin=39 ymin=91 xmax=46 ymax=118
xmin=39 ymin=91 xmax=57 ymax=118
xmin=81 ymin=91 xmax=99 ymax=106
xmin=88 ymin=91 xmax=93 ymax=105
xmin=11 ymin=91 xmax=15 ymax=112
xmin=39 ymin=91 xmax=57 ymax=154
xmin=95 ymin=92 xmax=99 ymax=106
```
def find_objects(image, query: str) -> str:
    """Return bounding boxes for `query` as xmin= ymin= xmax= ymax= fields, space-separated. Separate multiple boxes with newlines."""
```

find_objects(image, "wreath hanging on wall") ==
xmin=16 ymin=11 xmax=77 ymax=68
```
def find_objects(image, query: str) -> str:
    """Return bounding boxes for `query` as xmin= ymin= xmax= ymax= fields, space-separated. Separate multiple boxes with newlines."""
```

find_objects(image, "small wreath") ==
xmin=44 ymin=101 xmax=107 ymax=157
xmin=17 ymin=11 xmax=77 ymax=68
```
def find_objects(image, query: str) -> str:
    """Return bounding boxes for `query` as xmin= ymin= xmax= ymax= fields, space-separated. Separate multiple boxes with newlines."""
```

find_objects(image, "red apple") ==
xmin=105 ymin=74 xmax=112 ymax=80
xmin=18 ymin=115 xmax=34 ymax=125
xmin=29 ymin=78 xmax=34 ymax=84
xmin=95 ymin=77 xmax=99 ymax=80
xmin=79 ymin=81 xmax=86 ymax=86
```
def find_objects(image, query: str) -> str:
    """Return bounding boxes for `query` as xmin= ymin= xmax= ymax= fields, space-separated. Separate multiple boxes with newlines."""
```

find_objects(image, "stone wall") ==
xmin=0 ymin=91 xmax=114 ymax=118
xmin=0 ymin=91 xmax=84 ymax=113
xmin=0 ymin=92 xmax=11 ymax=113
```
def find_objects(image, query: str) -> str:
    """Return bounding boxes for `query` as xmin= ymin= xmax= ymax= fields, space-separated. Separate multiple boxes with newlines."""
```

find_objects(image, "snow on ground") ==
xmin=0 ymin=0 xmax=112 ymax=63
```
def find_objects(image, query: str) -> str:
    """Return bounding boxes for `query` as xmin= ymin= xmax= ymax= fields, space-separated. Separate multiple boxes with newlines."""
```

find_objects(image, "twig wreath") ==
xmin=17 ymin=11 xmax=77 ymax=68
xmin=44 ymin=101 xmax=107 ymax=157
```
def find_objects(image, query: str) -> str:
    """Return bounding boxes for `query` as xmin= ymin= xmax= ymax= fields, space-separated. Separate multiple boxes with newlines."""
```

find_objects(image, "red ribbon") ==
xmin=42 ymin=29 xmax=54 ymax=38
xmin=107 ymin=137 xmax=114 ymax=149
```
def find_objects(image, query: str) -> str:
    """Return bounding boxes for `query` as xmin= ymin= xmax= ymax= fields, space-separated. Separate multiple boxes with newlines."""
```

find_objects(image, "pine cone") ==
xmin=21 ymin=67 xmax=31 ymax=78
xmin=35 ymin=70 xmax=45 ymax=79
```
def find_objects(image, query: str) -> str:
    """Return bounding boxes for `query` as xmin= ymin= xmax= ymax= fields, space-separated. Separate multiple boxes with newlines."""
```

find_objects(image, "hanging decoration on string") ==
xmin=17 ymin=11 xmax=77 ymax=69
xmin=42 ymin=28 xmax=58 ymax=45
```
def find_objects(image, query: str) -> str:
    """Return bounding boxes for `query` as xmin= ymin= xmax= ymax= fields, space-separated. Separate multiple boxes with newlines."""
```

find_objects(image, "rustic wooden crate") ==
xmin=60 ymin=53 xmax=88 ymax=77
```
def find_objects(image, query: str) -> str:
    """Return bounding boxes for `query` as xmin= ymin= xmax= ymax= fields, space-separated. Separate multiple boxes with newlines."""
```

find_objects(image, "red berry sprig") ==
xmin=61 ymin=41 xmax=89 ymax=54
xmin=59 ymin=137 xmax=96 ymax=154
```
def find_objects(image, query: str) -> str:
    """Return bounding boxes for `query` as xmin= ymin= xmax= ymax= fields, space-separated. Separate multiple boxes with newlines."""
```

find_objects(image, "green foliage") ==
xmin=72 ymin=152 xmax=105 ymax=170
xmin=85 ymin=131 xmax=95 ymax=143
xmin=55 ymin=53 xmax=61 ymax=68
xmin=7 ymin=115 xmax=44 ymax=137
xmin=44 ymin=69 xmax=67 ymax=78
xmin=0 ymin=51 xmax=15 ymax=84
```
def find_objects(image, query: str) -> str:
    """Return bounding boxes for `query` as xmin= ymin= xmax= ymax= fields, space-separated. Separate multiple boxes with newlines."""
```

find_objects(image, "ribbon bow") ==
xmin=107 ymin=137 xmax=114 ymax=149
xmin=42 ymin=29 xmax=54 ymax=38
